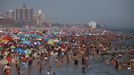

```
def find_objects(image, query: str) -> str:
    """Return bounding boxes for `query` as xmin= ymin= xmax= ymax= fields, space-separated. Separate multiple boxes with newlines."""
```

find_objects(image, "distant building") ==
xmin=3 ymin=4 xmax=52 ymax=27
xmin=6 ymin=10 xmax=16 ymax=20
xmin=43 ymin=19 xmax=52 ymax=27
xmin=33 ymin=10 xmax=45 ymax=25
xmin=89 ymin=21 xmax=96 ymax=29
xmin=33 ymin=10 xmax=52 ymax=27
xmin=15 ymin=4 xmax=34 ymax=26
xmin=0 ymin=17 xmax=14 ymax=27
xmin=16 ymin=4 xmax=33 ymax=21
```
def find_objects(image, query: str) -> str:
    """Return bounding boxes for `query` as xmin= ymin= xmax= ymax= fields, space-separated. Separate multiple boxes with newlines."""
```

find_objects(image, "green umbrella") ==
xmin=25 ymin=50 xmax=32 ymax=55
xmin=21 ymin=37 xmax=26 ymax=41
xmin=0 ymin=47 xmax=2 ymax=51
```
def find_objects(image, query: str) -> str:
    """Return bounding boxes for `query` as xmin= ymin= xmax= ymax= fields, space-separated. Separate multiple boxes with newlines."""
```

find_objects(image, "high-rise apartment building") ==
xmin=4 ymin=4 xmax=52 ymax=27
xmin=16 ymin=4 xmax=34 ymax=21
xmin=33 ymin=10 xmax=45 ymax=25
xmin=89 ymin=21 xmax=96 ymax=29
xmin=6 ymin=10 xmax=16 ymax=20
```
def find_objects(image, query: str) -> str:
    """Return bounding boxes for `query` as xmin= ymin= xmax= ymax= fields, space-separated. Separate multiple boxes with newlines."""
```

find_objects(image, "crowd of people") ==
xmin=0 ymin=27 xmax=134 ymax=75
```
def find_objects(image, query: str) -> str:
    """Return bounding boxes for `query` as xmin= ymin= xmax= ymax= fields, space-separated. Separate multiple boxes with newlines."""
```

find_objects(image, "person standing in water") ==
xmin=3 ymin=63 xmax=11 ymax=75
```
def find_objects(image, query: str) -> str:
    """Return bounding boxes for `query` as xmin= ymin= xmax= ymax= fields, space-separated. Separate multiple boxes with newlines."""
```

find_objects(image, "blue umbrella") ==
xmin=57 ymin=42 xmax=63 ymax=46
xmin=21 ymin=37 xmax=26 ymax=41
xmin=24 ymin=34 xmax=30 ymax=37
xmin=23 ymin=40 xmax=31 ymax=45
xmin=44 ymin=38 xmax=50 ymax=42
xmin=34 ymin=42 xmax=41 ymax=45
xmin=13 ymin=48 xmax=25 ymax=54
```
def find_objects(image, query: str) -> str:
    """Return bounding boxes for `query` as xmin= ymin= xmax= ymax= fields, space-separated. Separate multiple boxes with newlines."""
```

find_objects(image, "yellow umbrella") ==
xmin=0 ymin=38 xmax=2 ymax=40
xmin=48 ymin=40 xmax=55 ymax=45
xmin=18 ymin=32 xmax=23 ymax=34
xmin=10 ymin=45 xmax=16 ymax=49
xmin=2 ymin=40 xmax=9 ymax=43
xmin=13 ymin=36 xmax=20 ymax=40
xmin=0 ymin=38 xmax=3 ymax=43
xmin=36 ymin=38 xmax=42 ymax=41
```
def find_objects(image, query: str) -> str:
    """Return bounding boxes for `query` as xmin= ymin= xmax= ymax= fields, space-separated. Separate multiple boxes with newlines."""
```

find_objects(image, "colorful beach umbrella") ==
xmin=2 ymin=40 xmax=9 ymax=43
xmin=34 ymin=42 xmax=41 ymax=45
xmin=0 ymin=30 xmax=3 ymax=34
xmin=21 ymin=37 xmax=26 ymax=41
xmin=13 ymin=36 xmax=20 ymax=40
xmin=25 ymin=50 xmax=32 ymax=55
xmin=23 ymin=41 xmax=31 ymax=45
xmin=13 ymin=48 xmax=25 ymax=54
xmin=48 ymin=40 xmax=55 ymax=45
xmin=44 ymin=38 xmax=50 ymax=42
xmin=10 ymin=45 xmax=16 ymax=49
xmin=0 ymin=47 xmax=2 ymax=51
xmin=3 ymin=35 xmax=13 ymax=41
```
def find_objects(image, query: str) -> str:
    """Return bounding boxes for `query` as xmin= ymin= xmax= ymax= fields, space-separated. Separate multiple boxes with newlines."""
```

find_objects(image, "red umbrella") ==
xmin=61 ymin=44 xmax=65 ymax=48
xmin=0 ymin=30 xmax=3 ymax=34
xmin=3 ymin=35 xmax=13 ymax=41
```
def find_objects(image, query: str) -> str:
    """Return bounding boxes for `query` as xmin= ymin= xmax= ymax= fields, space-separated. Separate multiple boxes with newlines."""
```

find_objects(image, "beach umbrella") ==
xmin=61 ymin=43 xmax=65 ymax=48
xmin=37 ymin=35 xmax=43 ymax=39
xmin=13 ymin=48 xmax=25 ymax=54
xmin=13 ymin=36 xmax=20 ymax=40
xmin=53 ymin=39 xmax=60 ymax=42
xmin=0 ymin=47 xmax=2 ymax=51
xmin=36 ymin=36 xmax=43 ymax=40
xmin=48 ymin=40 xmax=55 ymax=45
xmin=2 ymin=40 xmax=9 ymax=43
xmin=21 ymin=37 xmax=26 ymax=41
xmin=57 ymin=41 xmax=63 ymax=46
xmin=2 ymin=35 xmax=13 ymax=41
xmin=34 ymin=42 xmax=41 ymax=45
xmin=44 ymin=38 xmax=50 ymax=42
xmin=10 ymin=45 xmax=16 ymax=49
xmin=24 ymin=34 xmax=30 ymax=37
xmin=36 ymin=38 xmax=42 ymax=41
xmin=25 ymin=50 xmax=32 ymax=55
xmin=0 ymin=30 xmax=3 ymax=32
xmin=23 ymin=40 xmax=31 ymax=45
xmin=30 ymin=34 xmax=37 ymax=38
xmin=18 ymin=32 xmax=23 ymax=34
xmin=0 ymin=38 xmax=2 ymax=40
xmin=0 ymin=30 xmax=3 ymax=34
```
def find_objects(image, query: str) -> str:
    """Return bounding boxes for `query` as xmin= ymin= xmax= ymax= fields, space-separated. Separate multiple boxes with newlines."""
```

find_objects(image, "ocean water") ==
xmin=109 ymin=29 xmax=134 ymax=33
xmin=112 ymin=39 xmax=134 ymax=45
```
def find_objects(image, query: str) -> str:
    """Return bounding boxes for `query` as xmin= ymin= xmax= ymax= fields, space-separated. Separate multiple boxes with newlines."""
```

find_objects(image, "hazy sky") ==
xmin=0 ymin=0 xmax=134 ymax=29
